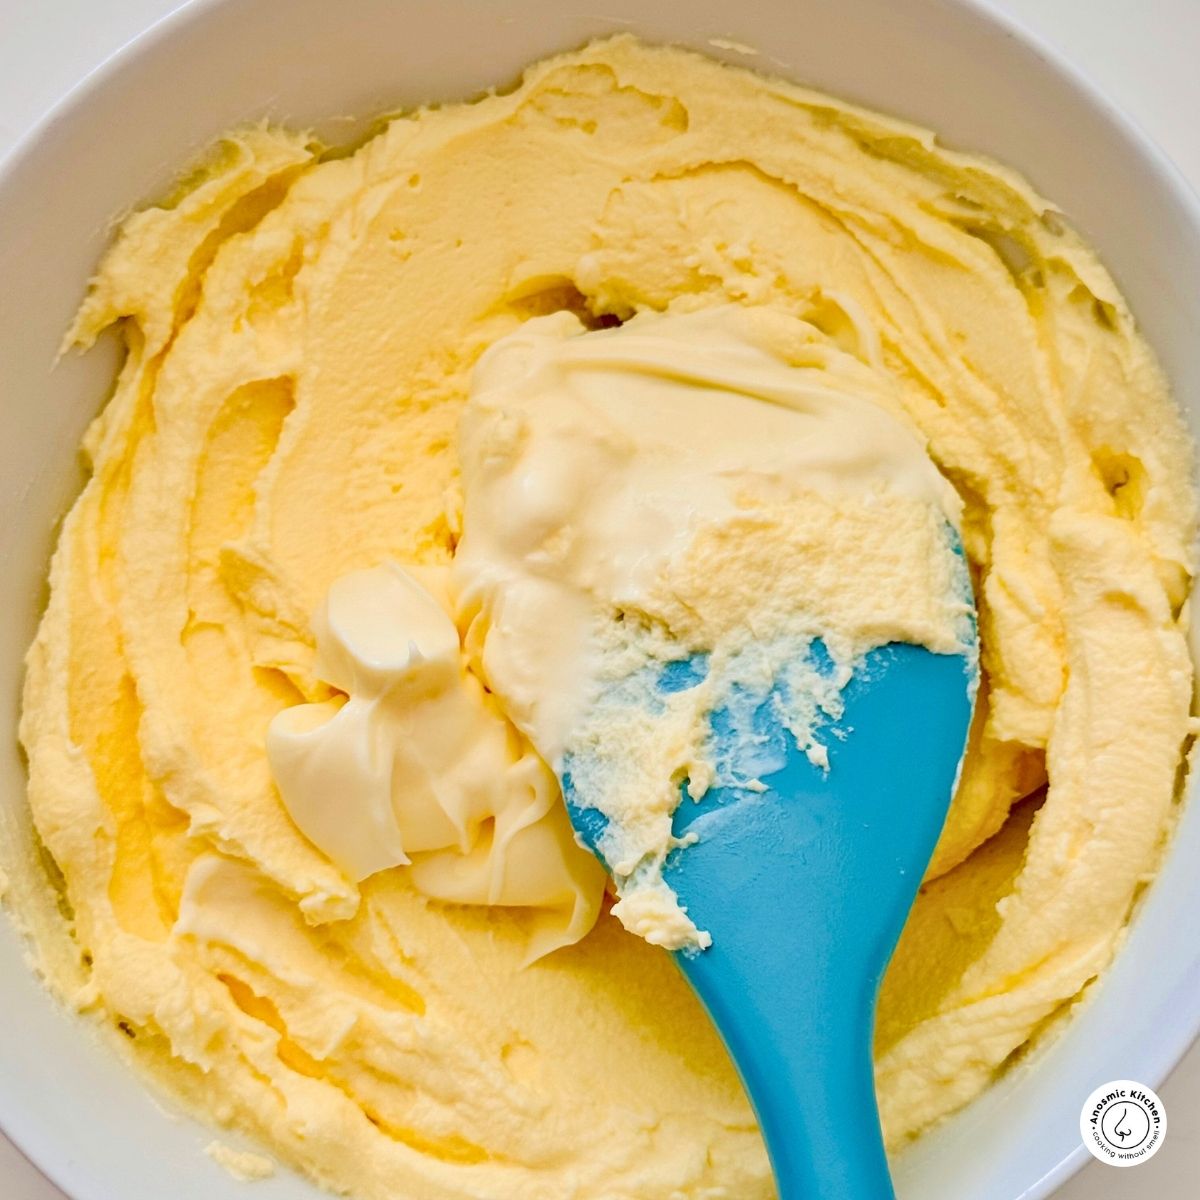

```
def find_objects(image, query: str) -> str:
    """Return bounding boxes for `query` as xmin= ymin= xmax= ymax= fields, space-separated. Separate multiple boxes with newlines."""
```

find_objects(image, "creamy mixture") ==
xmin=12 ymin=35 xmax=1196 ymax=1200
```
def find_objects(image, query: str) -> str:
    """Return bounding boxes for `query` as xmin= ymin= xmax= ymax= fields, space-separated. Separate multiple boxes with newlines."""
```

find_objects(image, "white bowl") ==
xmin=2 ymin=1 xmax=1199 ymax=1197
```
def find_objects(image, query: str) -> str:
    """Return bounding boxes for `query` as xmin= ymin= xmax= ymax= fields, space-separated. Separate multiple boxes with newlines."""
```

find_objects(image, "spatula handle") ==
xmin=684 ymin=948 xmax=892 ymax=1198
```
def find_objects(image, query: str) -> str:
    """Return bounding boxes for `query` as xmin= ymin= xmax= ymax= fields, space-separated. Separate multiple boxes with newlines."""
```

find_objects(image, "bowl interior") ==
xmin=2 ymin=2 xmax=1199 ymax=1198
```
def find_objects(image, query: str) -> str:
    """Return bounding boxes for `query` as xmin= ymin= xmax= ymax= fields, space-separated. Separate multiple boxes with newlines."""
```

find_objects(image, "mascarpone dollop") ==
xmin=265 ymin=562 xmax=604 ymax=960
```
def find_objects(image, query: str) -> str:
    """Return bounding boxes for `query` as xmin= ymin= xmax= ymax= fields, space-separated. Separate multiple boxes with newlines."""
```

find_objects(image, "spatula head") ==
xmin=561 ymin=637 xmax=976 ymax=1198
xmin=564 ymin=638 xmax=976 ymax=958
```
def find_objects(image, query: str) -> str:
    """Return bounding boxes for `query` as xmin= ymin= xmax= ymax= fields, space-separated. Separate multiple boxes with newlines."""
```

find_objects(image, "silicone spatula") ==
xmin=561 ymin=630 xmax=977 ymax=1198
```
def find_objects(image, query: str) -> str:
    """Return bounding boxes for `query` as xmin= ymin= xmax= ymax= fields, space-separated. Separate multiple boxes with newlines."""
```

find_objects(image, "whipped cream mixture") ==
xmin=453 ymin=305 xmax=971 ymax=946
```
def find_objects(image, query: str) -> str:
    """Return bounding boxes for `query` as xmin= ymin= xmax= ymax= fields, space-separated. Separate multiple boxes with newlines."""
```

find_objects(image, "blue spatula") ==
xmin=561 ymin=630 xmax=977 ymax=1198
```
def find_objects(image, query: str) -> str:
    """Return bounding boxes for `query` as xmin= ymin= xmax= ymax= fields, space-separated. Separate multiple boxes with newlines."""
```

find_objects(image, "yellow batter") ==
xmin=13 ymin=35 xmax=1196 ymax=1198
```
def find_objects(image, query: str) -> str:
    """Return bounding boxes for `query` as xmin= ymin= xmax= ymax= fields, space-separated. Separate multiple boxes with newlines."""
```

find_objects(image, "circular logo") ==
xmin=1080 ymin=1080 xmax=1167 ymax=1167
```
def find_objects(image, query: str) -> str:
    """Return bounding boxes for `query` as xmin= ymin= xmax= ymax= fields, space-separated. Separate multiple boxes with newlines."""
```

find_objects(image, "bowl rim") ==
xmin=1 ymin=1 xmax=1199 ymax=1198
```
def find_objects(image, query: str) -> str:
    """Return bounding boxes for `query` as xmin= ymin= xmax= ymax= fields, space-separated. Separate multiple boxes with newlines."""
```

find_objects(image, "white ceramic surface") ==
xmin=1 ymin=2 xmax=1199 ymax=1199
